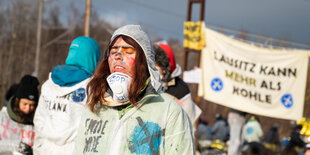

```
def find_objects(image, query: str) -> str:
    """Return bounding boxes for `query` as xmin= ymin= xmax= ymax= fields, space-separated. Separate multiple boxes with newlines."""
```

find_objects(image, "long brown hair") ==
xmin=87 ymin=35 xmax=149 ymax=113
xmin=13 ymin=98 xmax=36 ymax=123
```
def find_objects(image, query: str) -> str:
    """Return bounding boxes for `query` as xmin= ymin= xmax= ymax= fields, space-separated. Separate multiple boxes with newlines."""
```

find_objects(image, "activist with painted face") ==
xmin=33 ymin=36 xmax=101 ymax=155
xmin=74 ymin=25 xmax=194 ymax=155
xmin=108 ymin=36 xmax=136 ymax=77
xmin=0 ymin=74 xmax=39 ymax=154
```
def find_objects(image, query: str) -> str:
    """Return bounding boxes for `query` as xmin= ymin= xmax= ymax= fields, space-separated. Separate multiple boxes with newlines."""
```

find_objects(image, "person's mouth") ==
xmin=114 ymin=65 xmax=125 ymax=72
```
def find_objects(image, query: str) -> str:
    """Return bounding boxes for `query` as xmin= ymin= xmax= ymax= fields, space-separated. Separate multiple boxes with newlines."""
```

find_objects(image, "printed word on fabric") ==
xmin=71 ymin=88 xmax=86 ymax=102
xmin=108 ymin=74 xmax=126 ymax=85
xmin=129 ymin=117 xmax=165 ymax=154
xmin=21 ymin=129 xmax=35 ymax=146
xmin=83 ymin=118 xmax=108 ymax=153
xmin=107 ymin=72 xmax=131 ymax=102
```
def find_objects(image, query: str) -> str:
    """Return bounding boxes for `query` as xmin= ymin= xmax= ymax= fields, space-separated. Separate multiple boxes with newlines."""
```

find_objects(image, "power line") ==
xmin=121 ymin=0 xmax=186 ymax=19
xmin=207 ymin=24 xmax=310 ymax=50
xmin=139 ymin=22 xmax=182 ymax=38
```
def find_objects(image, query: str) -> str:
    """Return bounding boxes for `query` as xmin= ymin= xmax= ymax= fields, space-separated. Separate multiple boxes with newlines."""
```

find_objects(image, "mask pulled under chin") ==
xmin=107 ymin=72 xmax=132 ymax=103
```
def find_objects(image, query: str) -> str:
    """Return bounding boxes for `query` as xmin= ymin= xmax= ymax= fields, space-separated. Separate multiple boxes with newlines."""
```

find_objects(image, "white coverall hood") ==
xmin=110 ymin=25 xmax=162 ymax=93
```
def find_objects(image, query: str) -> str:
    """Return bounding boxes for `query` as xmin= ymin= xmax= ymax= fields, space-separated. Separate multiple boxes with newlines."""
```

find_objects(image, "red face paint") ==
xmin=128 ymin=57 xmax=135 ymax=67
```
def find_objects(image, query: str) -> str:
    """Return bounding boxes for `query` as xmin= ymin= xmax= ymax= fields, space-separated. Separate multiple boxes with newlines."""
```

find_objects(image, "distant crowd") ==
xmin=197 ymin=110 xmax=310 ymax=155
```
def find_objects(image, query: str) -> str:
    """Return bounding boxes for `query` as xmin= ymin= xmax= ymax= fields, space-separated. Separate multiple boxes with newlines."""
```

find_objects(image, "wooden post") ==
xmin=33 ymin=0 xmax=43 ymax=77
xmin=184 ymin=0 xmax=205 ymax=70
xmin=184 ymin=0 xmax=205 ymax=152
xmin=84 ymin=0 xmax=91 ymax=36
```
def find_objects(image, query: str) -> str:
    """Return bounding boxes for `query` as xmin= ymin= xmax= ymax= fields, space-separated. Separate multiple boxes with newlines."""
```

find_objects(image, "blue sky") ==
xmin=47 ymin=0 xmax=310 ymax=48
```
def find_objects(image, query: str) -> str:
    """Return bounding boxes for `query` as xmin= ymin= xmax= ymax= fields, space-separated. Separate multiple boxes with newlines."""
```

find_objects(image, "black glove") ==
xmin=17 ymin=142 xmax=33 ymax=155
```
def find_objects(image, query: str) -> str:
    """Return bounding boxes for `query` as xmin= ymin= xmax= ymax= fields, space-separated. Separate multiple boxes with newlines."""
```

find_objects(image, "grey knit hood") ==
xmin=110 ymin=25 xmax=162 ymax=93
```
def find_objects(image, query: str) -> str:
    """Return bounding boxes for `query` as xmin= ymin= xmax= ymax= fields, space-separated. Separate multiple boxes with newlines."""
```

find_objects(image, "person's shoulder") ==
xmin=175 ymin=77 xmax=189 ymax=88
xmin=42 ymin=74 xmax=91 ymax=96
xmin=0 ymin=107 xmax=9 ymax=119
xmin=158 ymin=93 xmax=184 ymax=111
xmin=0 ymin=106 xmax=7 ymax=112
xmin=41 ymin=73 xmax=54 ymax=89
xmin=158 ymin=93 xmax=177 ymax=103
xmin=146 ymin=93 xmax=179 ymax=106
xmin=166 ymin=77 xmax=190 ymax=99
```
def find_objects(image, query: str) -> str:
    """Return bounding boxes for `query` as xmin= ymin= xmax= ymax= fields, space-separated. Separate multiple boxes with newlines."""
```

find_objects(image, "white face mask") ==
xmin=107 ymin=72 xmax=132 ymax=102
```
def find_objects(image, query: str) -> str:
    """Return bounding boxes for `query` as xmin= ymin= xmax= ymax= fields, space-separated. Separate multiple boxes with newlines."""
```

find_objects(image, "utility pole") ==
xmin=84 ymin=0 xmax=91 ymax=36
xmin=33 ymin=0 xmax=43 ymax=77
xmin=184 ymin=0 xmax=205 ymax=152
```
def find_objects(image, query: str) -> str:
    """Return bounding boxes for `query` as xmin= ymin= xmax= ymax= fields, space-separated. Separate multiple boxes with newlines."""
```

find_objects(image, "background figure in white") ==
xmin=228 ymin=109 xmax=246 ymax=155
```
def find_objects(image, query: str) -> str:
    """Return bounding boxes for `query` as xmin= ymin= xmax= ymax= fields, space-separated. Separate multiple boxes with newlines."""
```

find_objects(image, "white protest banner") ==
xmin=198 ymin=27 xmax=309 ymax=120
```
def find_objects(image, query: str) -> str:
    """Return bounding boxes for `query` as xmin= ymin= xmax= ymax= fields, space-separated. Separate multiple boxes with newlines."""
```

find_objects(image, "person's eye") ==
xmin=110 ymin=48 xmax=118 ymax=54
xmin=124 ymin=48 xmax=135 ymax=54
xmin=125 ymin=50 xmax=134 ymax=54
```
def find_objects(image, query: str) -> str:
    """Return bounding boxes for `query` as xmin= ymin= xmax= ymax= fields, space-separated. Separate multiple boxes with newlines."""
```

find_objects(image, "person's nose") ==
xmin=113 ymin=49 xmax=124 ymax=60
xmin=25 ymin=105 xmax=31 ymax=114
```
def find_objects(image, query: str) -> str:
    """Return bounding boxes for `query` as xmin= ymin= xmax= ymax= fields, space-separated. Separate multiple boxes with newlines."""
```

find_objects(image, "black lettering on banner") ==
xmin=214 ymin=52 xmax=257 ymax=73
xmin=184 ymin=34 xmax=201 ymax=42
xmin=249 ymin=63 xmax=256 ymax=73
xmin=277 ymin=82 xmax=281 ymax=91
xmin=268 ymin=67 xmax=276 ymax=76
xmin=260 ymin=80 xmax=281 ymax=91
xmin=219 ymin=54 xmax=227 ymax=64
xmin=260 ymin=65 xmax=268 ymax=75
xmin=233 ymin=86 xmax=239 ymax=94
xmin=232 ymin=85 xmax=271 ymax=104
xmin=184 ymin=24 xmax=200 ymax=32
xmin=288 ymin=68 xmax=297 ymax=77
xmin=259 ymin=65 xmax=297 ymax=78
xmin=242 ymin=61 xmax=249 ymax=71
xmin=214 ymin=51 xmax=219 ymax=60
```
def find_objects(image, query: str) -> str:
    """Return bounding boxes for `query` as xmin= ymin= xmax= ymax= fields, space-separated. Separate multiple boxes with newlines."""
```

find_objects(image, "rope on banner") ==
xmin=206 ymin=24 xmax=310 ymax=51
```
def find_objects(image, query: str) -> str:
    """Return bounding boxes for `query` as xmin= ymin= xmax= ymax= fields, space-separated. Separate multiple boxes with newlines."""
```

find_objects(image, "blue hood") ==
xmin=52 ymin=36 xmax=101 ymax=87
xmin=65 ymin=36 xmax=101 ymax=74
